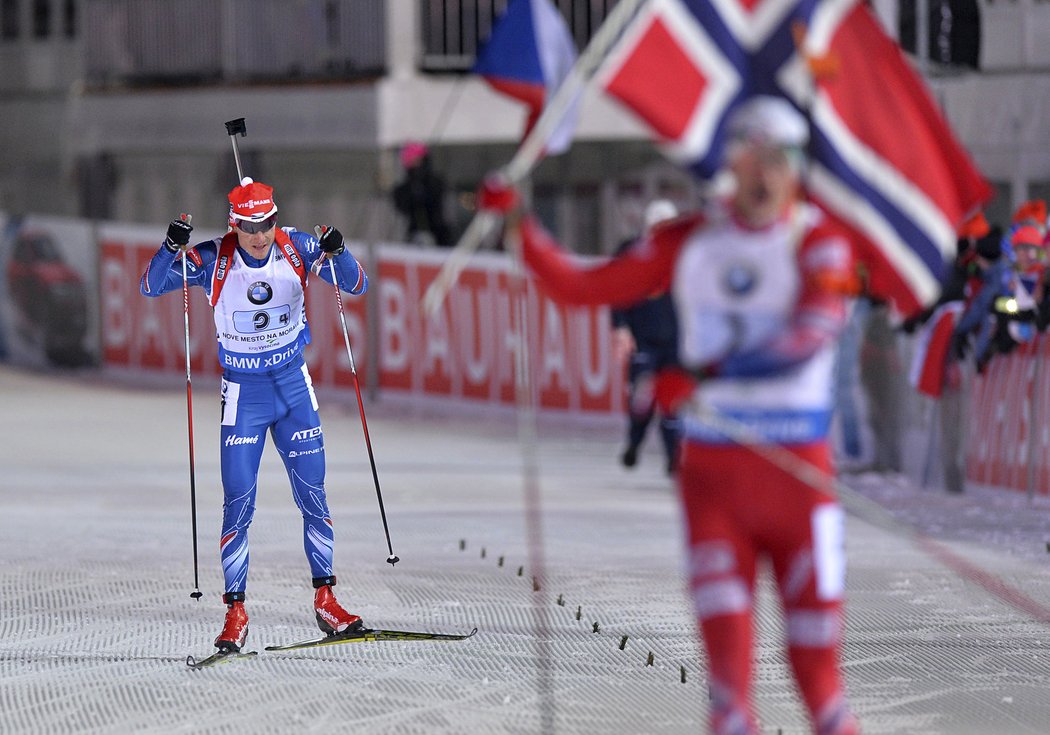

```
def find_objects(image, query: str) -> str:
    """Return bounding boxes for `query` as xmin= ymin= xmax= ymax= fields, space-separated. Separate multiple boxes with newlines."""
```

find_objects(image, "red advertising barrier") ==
xmin=966 ymin=336 xmax=1050 ymax=496
xmin=80 ymin=221 xmax=1050 ymax=493
xmin=99 ymin=231 xmax=624 ymax=416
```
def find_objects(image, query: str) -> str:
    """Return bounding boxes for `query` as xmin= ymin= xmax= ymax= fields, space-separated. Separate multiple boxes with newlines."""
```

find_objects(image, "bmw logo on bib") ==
xmin=723 ymin=264 xmax=758 ymax=296
xmin=247 ymin=281 xmax=273 ymax=305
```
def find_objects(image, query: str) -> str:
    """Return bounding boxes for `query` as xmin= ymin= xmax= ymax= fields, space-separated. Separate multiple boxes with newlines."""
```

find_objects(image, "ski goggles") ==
xmin=236 ymin=214 xmax=277 ymax=234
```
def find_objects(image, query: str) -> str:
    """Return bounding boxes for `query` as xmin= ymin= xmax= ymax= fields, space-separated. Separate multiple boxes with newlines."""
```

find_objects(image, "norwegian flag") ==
xmin=594 ymin=0 xmax=991 ymax=315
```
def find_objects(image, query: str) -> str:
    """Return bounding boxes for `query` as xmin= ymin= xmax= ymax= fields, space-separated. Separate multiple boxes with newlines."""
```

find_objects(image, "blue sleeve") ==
xmin=289 ymin=229 xmax=368 ymax=295
xmin=954 ymin=263 xmax=1004 ymax=335
xmin=140 ymin=240 xmax=217 ymax=297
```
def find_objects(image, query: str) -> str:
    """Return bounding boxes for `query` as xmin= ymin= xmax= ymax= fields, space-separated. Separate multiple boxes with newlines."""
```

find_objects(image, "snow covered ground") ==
xmin=2 ymin=364 xmax=1050 ymax=734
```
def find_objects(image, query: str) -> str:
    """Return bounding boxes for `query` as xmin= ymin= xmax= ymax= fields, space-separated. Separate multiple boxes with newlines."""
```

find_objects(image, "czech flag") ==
xmin=473 ymin=0 xmax=579 ymax=155
xmin=593 ymin=0 xmax=991 ymax=316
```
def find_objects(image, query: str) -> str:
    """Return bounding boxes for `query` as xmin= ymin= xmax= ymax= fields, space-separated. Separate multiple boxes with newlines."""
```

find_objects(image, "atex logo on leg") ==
xmin=291 ymin=426 xmax=323 ymax=442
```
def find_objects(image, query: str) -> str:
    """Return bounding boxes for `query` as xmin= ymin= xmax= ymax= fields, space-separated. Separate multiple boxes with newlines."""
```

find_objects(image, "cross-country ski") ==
xmin=264 ymin=626 xmax=479 ymax=652
xmin=186 ymin=649 xmax=259 ymax=670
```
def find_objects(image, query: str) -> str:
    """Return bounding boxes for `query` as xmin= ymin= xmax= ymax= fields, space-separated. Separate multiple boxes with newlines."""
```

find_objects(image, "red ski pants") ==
xmin=677 ymin=441 xmax=859 ymax=735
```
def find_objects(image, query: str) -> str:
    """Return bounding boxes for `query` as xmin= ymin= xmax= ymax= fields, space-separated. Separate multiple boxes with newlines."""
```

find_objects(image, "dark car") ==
xmin=5 ymin=230 xmax=90 ymax=365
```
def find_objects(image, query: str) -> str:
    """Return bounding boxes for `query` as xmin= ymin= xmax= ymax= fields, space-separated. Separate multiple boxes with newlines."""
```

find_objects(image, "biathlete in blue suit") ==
xmin=141 ymin=177 xmax=367 ymax=652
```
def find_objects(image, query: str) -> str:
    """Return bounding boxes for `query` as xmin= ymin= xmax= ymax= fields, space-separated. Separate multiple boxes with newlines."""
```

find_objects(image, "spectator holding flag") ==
xmin=480 ymin=96 xmax=861 ymax=735
xmin=906 ymin=212 xmax=991 ymax=494
xmin=450 ymin=2 xmax=988 ymax=731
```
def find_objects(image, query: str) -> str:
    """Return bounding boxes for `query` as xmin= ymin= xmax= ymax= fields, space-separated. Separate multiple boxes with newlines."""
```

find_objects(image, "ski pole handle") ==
xmin=225 ymin=118 xmax=247 ymax=182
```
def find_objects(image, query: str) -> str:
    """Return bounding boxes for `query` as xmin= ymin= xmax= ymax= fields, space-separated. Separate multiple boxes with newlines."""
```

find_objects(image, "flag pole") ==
xmin=421 ymin=0 xmax=648 ymax=318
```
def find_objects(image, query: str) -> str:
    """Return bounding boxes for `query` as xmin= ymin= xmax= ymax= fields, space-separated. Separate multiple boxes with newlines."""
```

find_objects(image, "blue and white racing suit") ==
xmin=141 ymin=227 xmax=367 ymax=596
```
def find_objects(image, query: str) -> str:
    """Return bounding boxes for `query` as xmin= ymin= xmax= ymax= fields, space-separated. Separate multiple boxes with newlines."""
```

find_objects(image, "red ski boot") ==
xmin=313 ymin=579 xmax=363 ymax=635
xmin=214 ymin=598 xmax=249 ymax=652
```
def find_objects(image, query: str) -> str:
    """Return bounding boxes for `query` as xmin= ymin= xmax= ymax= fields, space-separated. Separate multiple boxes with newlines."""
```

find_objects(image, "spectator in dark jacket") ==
xmin=951 ymin=226 xmax=1010 ymax=370
xmin=611 ymin=199 xmax=681 ymax=474
xmin=392 ymin=141 xmax=453 ymax=247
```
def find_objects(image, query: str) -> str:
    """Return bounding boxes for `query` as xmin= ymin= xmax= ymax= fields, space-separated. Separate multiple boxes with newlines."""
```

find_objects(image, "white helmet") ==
xmin=726 ymin=95 xmax=809 ymax=149
xmin=643 ymin=199 xmax=678 ymax=230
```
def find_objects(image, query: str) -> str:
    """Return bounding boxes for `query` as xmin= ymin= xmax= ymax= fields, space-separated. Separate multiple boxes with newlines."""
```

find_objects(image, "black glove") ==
xmin=899 ymin=315 xmax=920 ymax=334
xmin=949 ymin=332 xmax=969 ymax=362
xmin=315 ymin=225 xmax=345 ymax=255
xmin=899 ymin=311 xmax=928 ymax=334
xmin=165 ymin=216 xmax=193 ymax=253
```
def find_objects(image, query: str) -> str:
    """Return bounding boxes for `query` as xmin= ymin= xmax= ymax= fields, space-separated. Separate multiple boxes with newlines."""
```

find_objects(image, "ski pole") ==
xmin=179 ymin=213 xmax=204 ymax=601
xmin=318 ymin=238 xmax=399 ymax=566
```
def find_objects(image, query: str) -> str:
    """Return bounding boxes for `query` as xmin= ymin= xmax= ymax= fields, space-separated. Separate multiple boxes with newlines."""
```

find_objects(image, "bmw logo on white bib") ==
xmin=723 ymin=263 xmax=758 ymax=296
xmin=248 ymin=281 xmax=273 ymax=305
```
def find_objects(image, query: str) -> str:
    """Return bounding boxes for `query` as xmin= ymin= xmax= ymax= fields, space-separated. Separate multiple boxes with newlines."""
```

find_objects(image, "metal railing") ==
xmin=83 ymin=0 xmax=385 ymax=87
xmin=419 ymin=0 xmax=620 ymax=72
